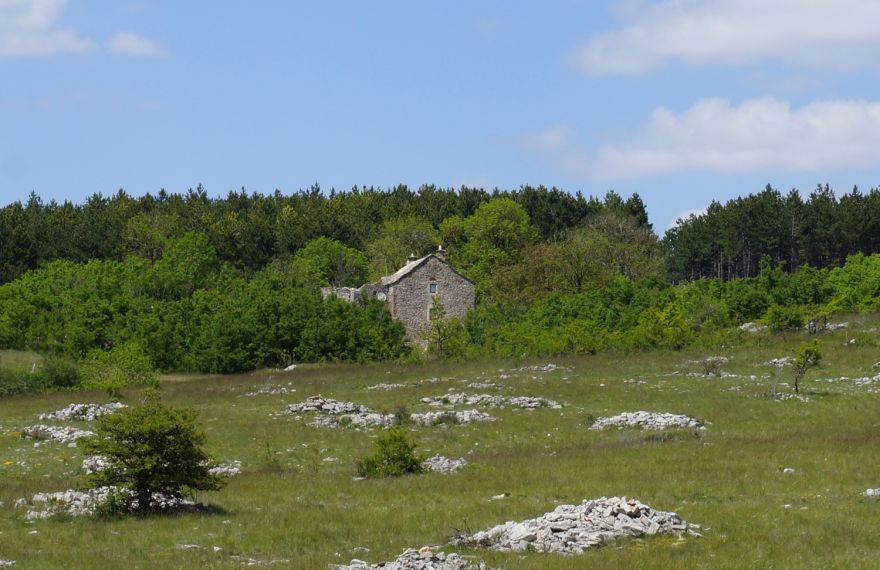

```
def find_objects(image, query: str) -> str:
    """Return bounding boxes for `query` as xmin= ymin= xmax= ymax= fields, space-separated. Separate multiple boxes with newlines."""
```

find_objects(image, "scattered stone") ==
xmin=208 ymin=460 xmax=242 ymax=477
xmin=246 ymin=384 xmax=296 ymax=396
xmin=774 ymin=393 xmax=810 ymax=402
xmin=764 ymin=357 xmax=793 ymax=367
xmin=284 ymin=363 xmax=298 ymax=371
xmin=825 ymin=322 xmax=849 ymax=331
xmin=457 ymin=497 xmax=698 ymax=554
xmin=282 ymin=396 xmax=494 ymax=428
xmin=410 ymin=410 xmax=495 ymax=427
xmin=739 ymin=322 xmax=764 ymax=333
xmin=589 ymin=412 xmax=703 ymax=431
xmin=465 ymin=382 xmax=496 ymax=389
xmin=22 ymin=424 xmax=94 ymax=445
xmin=18 ymin=486 xmax=198 ymax=519
xmin=421 ymin=392 xmax=561 ymax=409
xmin=422 ymin=455 xmax=467 ymax=474
xmin=782 ymin=468 xmax=795 ymax=474
xmin=864 ymin=488 xmax=880 ymax=498
xmin=872 ymin=362 xmax=880 ymax=371
xmin=507 ymin=364 xmax=570 ymax=374
xmin=331 ymin=547 xmax=486 ymax=569
xmin=38 ymin=402 xmax=126 ymax=422
xmin=179 ymin=544 xmax=202 ymax=550
xmin=0 ymin=561 xmax=15 ymax=568
xmin=365 ymin=383 xmax=408 ymax=391
xmin=82 ymin=455 xmax=111 ymax=474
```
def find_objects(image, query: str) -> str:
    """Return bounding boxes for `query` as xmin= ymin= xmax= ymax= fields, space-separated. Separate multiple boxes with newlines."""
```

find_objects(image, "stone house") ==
xmin=321 ymin=247 xmax=475 ymax=345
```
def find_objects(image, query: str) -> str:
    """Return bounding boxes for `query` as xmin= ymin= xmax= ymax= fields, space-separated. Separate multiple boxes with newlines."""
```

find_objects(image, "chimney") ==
xmin=435 ymin=244 xmax=446 ymax=261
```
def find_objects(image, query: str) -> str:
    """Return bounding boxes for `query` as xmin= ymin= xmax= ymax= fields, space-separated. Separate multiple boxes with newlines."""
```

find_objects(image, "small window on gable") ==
xmin=429 ymin=283 xmax=437 ymax=294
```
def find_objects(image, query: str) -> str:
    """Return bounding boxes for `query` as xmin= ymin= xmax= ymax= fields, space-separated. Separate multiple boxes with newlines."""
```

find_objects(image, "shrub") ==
xmin=765 ymin=305 xmax=804 ymax=332
xmin=80 ymin=391 xmax=224 ymax=514
xmin=81 ymin=341 xmax=158 ymax=397
xmin=792 ymin=340 xmax=822 ymax=394
xmin=355 ymin=427 xmax=425 ymax=478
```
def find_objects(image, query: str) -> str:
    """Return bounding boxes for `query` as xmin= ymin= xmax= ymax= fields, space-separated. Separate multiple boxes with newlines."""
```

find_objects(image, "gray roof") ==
xmin=380 ymin=254 xmax=474 ymax=287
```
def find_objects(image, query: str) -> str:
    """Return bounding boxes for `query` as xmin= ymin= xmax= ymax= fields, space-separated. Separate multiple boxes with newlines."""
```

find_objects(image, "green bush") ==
xmin=764 ymin=305 xmax=805 ymax=332
xmin=81 ymin=391 xmax=224 ymax=515
xmin=355 ymin=427 xmax=425 ymax=478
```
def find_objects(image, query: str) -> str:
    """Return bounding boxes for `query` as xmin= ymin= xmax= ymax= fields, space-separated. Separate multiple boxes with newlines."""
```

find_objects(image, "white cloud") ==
xmin=527 ymin=98 xmax=880 ymax=180
xmin=667 ymin=208 xmax=706 ymax=231
xmin=574 ymin=0 xmax=880 ymax=75
xmin=0 ymin=0 xmax=95 ymax=56
xmin=107 ymin=31 xmax=166 ymax=57
xmin=520 ymin=125 xmax=574 ymax=152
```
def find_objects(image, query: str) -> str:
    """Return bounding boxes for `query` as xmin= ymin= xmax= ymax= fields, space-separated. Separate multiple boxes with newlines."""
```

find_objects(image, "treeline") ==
xmin=0 ymin=185 xmax=649 ymax=284
xmin=665 ymin=185 xmax=880 ymax=281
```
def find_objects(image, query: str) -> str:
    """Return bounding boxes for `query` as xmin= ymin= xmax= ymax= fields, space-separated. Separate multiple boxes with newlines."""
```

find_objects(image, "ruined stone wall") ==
xmin=388 ymin=257 xmax=474 ymax=343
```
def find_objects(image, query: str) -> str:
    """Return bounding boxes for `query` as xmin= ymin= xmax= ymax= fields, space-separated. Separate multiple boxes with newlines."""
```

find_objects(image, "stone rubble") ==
xmin=421 ymin=392 xmax=561 ymax=409
xmin=208 ymin=460 xmax=243 ymax=477
xmin=282 ymin=396 xmax=495 ymax=428
xmin=332 ymin=547 xmax=487 ymax=570
xmin=18 ymin=486 xmax=197 ymax=519
xmin=38 ymin=402 xmax=126 ymax=422
xmin=739 ymin=322 xmax=764 ymax=333
xmin=422 ymin=455 xmax=467 ymax=474
xmin=589 ymin=412 xmax=703 ymax=431
xmin=507 ymin=364 xmax=570 ymax=374
xmin=246 ymin=384 xmax=296 ymax=396
xmin=410 ymin=410 xmax=495 ymax=427
xmin=457 ymin=497 xmax=699 ymax=554
xmin=764 ymin=357 xmax=793 ymax=367
xmin=82 ymin=455 xmax=111 ymax=474
xmin=864 ymin=488 xmax=880 ymax=498
xmin=365 ymin=383 xmax=408 ymax=391
xmin=0 ymin=561 xmax=14 ymax=568
xmin=22 ymin=424 xmax=94 ymax=445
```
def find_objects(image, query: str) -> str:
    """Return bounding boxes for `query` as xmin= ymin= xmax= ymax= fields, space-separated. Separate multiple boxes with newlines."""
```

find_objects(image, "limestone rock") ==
xmin=589 ymin=411 xmax=703 ymax=431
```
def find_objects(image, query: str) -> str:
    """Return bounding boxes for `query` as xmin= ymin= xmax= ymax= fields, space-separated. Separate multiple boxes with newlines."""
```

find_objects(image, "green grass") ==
xmin=0 ymin=350 xmax=42 ymax=373
xmin=1 ymin=320 xmax=879 ymax=569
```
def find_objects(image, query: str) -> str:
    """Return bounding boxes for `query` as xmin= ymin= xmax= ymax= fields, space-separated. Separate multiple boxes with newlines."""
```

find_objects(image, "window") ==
xmin=429 ymin=283 xmax=437 ymax=294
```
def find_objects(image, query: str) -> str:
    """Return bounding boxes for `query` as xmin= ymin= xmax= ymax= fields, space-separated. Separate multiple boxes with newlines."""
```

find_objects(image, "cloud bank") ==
xmin=575 ymin=0 xmax=880 ymax=74
xmin=107 ymin=32 xmax=167 ymax=57
xmin=0 ymin=0 xmax=94 ymax=56
xmin=527 ymin=98 xmax=880 ymax=179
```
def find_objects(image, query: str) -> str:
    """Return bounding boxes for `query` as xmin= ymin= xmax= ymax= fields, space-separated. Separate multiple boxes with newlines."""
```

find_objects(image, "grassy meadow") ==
xmin=1 ymin=318 xmax=879 ymax=569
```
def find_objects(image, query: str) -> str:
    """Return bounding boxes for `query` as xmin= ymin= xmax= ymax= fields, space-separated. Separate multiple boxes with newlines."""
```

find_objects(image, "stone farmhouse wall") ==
xmin=388 ymin=256 xmax=474 ymax=344
xmin=320 ymin=254 xmax=475 ymax=346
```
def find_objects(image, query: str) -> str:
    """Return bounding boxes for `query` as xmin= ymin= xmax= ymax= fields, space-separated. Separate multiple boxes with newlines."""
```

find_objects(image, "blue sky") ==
xmin=3 ymin=1 xmax=880 ymax=232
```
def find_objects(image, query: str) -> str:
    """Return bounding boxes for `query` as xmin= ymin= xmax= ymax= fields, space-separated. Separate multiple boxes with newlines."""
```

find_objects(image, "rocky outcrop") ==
xmin=420 ymin=392 xmax=561 ymax=409
xmin=17 ymin=486 xmax=198 ymax=519
xmin=38 ymin=402 xmax=125 ymax=422
xmin=457 ymin=497 xmax=699 ymax=554
xmin=22 ymin=424 xmax=94 ymax=445
xmin=332 ymin=547 xmax=486 ymax=570
xmin=410 ymin=410 xmax=494 ymax=427
xmin=589 ymin=412 xmax=703 ymax=431
xmin=422 ymin=455 xmax=467 ymax=474
xmin=281 ymin=396 xmax=494 ymax=428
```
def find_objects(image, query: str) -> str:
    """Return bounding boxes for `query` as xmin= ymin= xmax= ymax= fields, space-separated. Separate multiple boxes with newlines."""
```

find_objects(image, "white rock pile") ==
xmin=422 ymin=455 xmax=467 ymax=474
xmin=864 ymin=488 xmax=880 ymax=498
xmin=421 ymin=392 xmax=561 ymax=409
xmin=82 ymin=455 xmax=111 ymax=474
xmin=282 ymin=395 xmax=394 ymax=428
xmin=332 ymin=547 xmax=486 ymax=570
xmin=18 ymin=486 xmax=197 ymax=519
xmin=365 ymin=383 xmax=408 ymax=391
xmin=22 ymin=424 xmax=94 ymax=445
xmin=282 ymin=396 xmax=495 ymax=428
xmin=38 ymin=402 xmax=126 ymax=422
xmin=764 ymin=357 xmax=793 ymax=367
xmin=245 ymin=384 xmax=296 ymax=396
xmin=589 ymin=412 xmax=703 ymax=431
xmin=0 ymin=560 xmax=15 ymax=568
xmin=410 ymin=410 xmax=495 ymax=427
xmin=458 ymin=497 xmax=698 ymax=554
xmin=208 ymin=460 xmax=242 ymax=477
xmin=508 ymin=363 xmax=569 ymax=374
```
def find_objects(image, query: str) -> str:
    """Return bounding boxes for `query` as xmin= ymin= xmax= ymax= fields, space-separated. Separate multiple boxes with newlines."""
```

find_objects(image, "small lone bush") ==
xmin=792 ymin=340 xmax=822 ymax=394
xmin=81 ymin=390 xmax=223 ymax=514
xmin=355 ymin=427 xmax=424 ymax=478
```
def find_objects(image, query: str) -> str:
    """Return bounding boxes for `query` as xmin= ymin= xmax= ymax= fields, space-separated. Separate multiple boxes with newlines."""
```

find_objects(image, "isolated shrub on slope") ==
xmin=81 ymin=391 xmax=223 ymax=514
